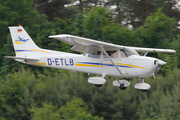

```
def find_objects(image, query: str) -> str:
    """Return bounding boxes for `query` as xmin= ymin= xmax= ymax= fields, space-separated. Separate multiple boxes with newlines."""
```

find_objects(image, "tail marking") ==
xmin=15 ymin=49 xmax=49 ymax=54
xmin=15 ymin=36 xmax=29 ymax=44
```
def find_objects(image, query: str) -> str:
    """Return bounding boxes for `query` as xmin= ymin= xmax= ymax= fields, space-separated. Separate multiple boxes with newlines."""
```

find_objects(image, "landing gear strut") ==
xmin=139 ymin=78 xmax=144 ymax=83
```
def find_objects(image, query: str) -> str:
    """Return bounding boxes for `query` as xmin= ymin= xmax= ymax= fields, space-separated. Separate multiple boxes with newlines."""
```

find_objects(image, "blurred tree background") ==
xmin=0 ymin=0 xmax=180 ymax=119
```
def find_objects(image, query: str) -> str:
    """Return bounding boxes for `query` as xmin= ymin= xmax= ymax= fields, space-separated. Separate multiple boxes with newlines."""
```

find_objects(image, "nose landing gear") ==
xmin=134 ymin=78 xmax=151 ymax=91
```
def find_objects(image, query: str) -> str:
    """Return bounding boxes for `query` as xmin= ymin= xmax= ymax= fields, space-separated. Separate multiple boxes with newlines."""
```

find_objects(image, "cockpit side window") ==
xmin=103 ymin=51 xmax=119 ymax=58
xmin=120 ymin=50 xmax=128 ymax=58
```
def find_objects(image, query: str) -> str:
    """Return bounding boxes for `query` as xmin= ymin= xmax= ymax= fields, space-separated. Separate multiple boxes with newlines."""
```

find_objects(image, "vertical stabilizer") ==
xmin=9 ymin=25 xmax=41 ymax=57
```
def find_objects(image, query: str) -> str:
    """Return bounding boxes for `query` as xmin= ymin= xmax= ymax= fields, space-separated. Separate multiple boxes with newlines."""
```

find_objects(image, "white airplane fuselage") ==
xmin=17 ymin=50 xmax=159 ymax=79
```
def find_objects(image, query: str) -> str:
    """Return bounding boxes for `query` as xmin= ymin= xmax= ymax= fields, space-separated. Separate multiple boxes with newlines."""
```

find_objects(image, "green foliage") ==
xmin=108 ymin=0 xmax=180 ymax=30
xmin=31 ymin=103 xmax=60 ymax=120
xmin=0 ymin=65 xmax=180 ymax=120
xmin=33 ymin=0 xmax=73 ymax=20
xmin=142 ymin=8 xmax=176 ymax=48
xmin=0 ymin=1 xmax=180 ymax=120
xmin=72 ymin=13 xmax=84 ymax=36
xmin=170 ymin=35 xmax=180 ymax=68
xmin=0 ymin=0 xmax=50 ymax=76
xmin=103 ymin=8 xmax=176 ymax=49
xmin=59 ymin=98 xmax=103 ymax=120
xmin=30 ymin=97 xmax=103 ymax=120
xmin=103 ymin=24 xmax=135 ymax=46
xmin=137 ymin=68 xmax=180 ymax=120
xmin=59 ymin=98 xmax=87 ymax=119
xmin=84 ymin=7 xmax=113 ymax=39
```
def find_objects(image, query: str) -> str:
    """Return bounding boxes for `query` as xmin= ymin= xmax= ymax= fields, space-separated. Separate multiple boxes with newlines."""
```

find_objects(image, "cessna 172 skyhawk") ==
xmin=5 ymin=25 xmax=176 ymax=91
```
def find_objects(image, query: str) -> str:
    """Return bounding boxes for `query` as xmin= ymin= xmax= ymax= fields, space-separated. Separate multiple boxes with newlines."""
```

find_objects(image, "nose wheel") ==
xmin=134 ymin=78 xmax=151 ymax=91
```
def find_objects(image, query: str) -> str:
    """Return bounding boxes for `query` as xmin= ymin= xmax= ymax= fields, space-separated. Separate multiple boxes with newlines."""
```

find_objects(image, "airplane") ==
xmin=5 ymin=25 xmax=176 ymax=91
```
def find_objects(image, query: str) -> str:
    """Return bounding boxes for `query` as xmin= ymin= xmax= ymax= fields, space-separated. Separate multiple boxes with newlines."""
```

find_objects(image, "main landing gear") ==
xmin=88 ymin=74 xmax=107 ymax=87
xmin=113 ymin=77 xmax=131 ymax=90
xmin=95 ymin=84 xmax=102 ymax=87
xmin=119 ymin=83 xmax=127 ymax=90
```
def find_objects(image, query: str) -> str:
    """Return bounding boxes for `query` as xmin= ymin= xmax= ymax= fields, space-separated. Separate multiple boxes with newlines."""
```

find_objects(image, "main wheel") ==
xmin=141 ymin=90 xmax=147 ymax=92
xmin=95 ymin=84 xmax=102 ymax=87
xmin=119 ymin=83 xmax=127 ymax=90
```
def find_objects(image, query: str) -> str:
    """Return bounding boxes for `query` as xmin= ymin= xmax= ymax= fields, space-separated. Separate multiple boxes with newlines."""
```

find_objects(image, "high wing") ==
xmin=49 ymin=34 xmax=176 ymax=54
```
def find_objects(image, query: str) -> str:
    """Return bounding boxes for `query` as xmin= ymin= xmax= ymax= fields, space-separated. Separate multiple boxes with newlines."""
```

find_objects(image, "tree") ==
xmin=103 ymin=24 xmax=135 ymax=46
xmin=31 ymin=103 xmax=61 ymax=120
xmin=170 ymin=35 xmax=180 ymax=67
xmin=83 ymin=7 xmax=113 ymax=40
xmin=72 ymin=12 xmax=84 ymax=36
xmin=59 ymin=98 xmax=87 ymax=119
xmin=30 ymin=98 xmax=103 ymax=120
xmin=0 ymin=0 xmax=51 ymax=77
xmin=105 ymin=0 xmax=179 ymax=29
xmin=33 ymin=0 xmax=74 ymax=20
xmin=89 ymin=14 xmax=104 ymax=40
xmin=132 ymin=8 xmax=176 ymax=49
xmin=71 ymin=0 xmax=108 ymax=14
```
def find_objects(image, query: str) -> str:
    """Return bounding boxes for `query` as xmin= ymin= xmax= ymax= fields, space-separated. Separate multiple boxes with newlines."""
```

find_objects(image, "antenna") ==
xmin=106 ymin=40 xmax=112 ymax=43
xmin=97 ymin=38 xmax=102 ymax=41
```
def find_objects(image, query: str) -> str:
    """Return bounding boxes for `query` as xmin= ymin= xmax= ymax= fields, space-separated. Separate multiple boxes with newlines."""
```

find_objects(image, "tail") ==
xmin=8 ymin=25 xmax=42 ymax=58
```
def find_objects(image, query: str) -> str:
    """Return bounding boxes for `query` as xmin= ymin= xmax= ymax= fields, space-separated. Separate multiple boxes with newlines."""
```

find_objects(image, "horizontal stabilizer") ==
xmin=4 ymin=56 xmax=39 ymax=61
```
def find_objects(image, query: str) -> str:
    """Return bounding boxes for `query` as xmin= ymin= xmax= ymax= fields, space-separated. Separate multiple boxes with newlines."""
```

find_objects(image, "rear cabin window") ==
xmin=88 ymin=51 xmax=101 ymax=58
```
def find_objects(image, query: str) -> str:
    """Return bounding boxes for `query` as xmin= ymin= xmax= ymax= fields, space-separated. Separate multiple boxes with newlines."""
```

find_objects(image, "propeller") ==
xmin=153 ymin=60 xmax=166 ymax=78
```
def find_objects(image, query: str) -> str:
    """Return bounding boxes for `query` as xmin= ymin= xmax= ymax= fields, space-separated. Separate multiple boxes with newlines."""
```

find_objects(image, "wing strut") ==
xmin=100 ymin=46 xmax=124 ymax=75
xmin=143 ymin=52 xmax=148 ymax=56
